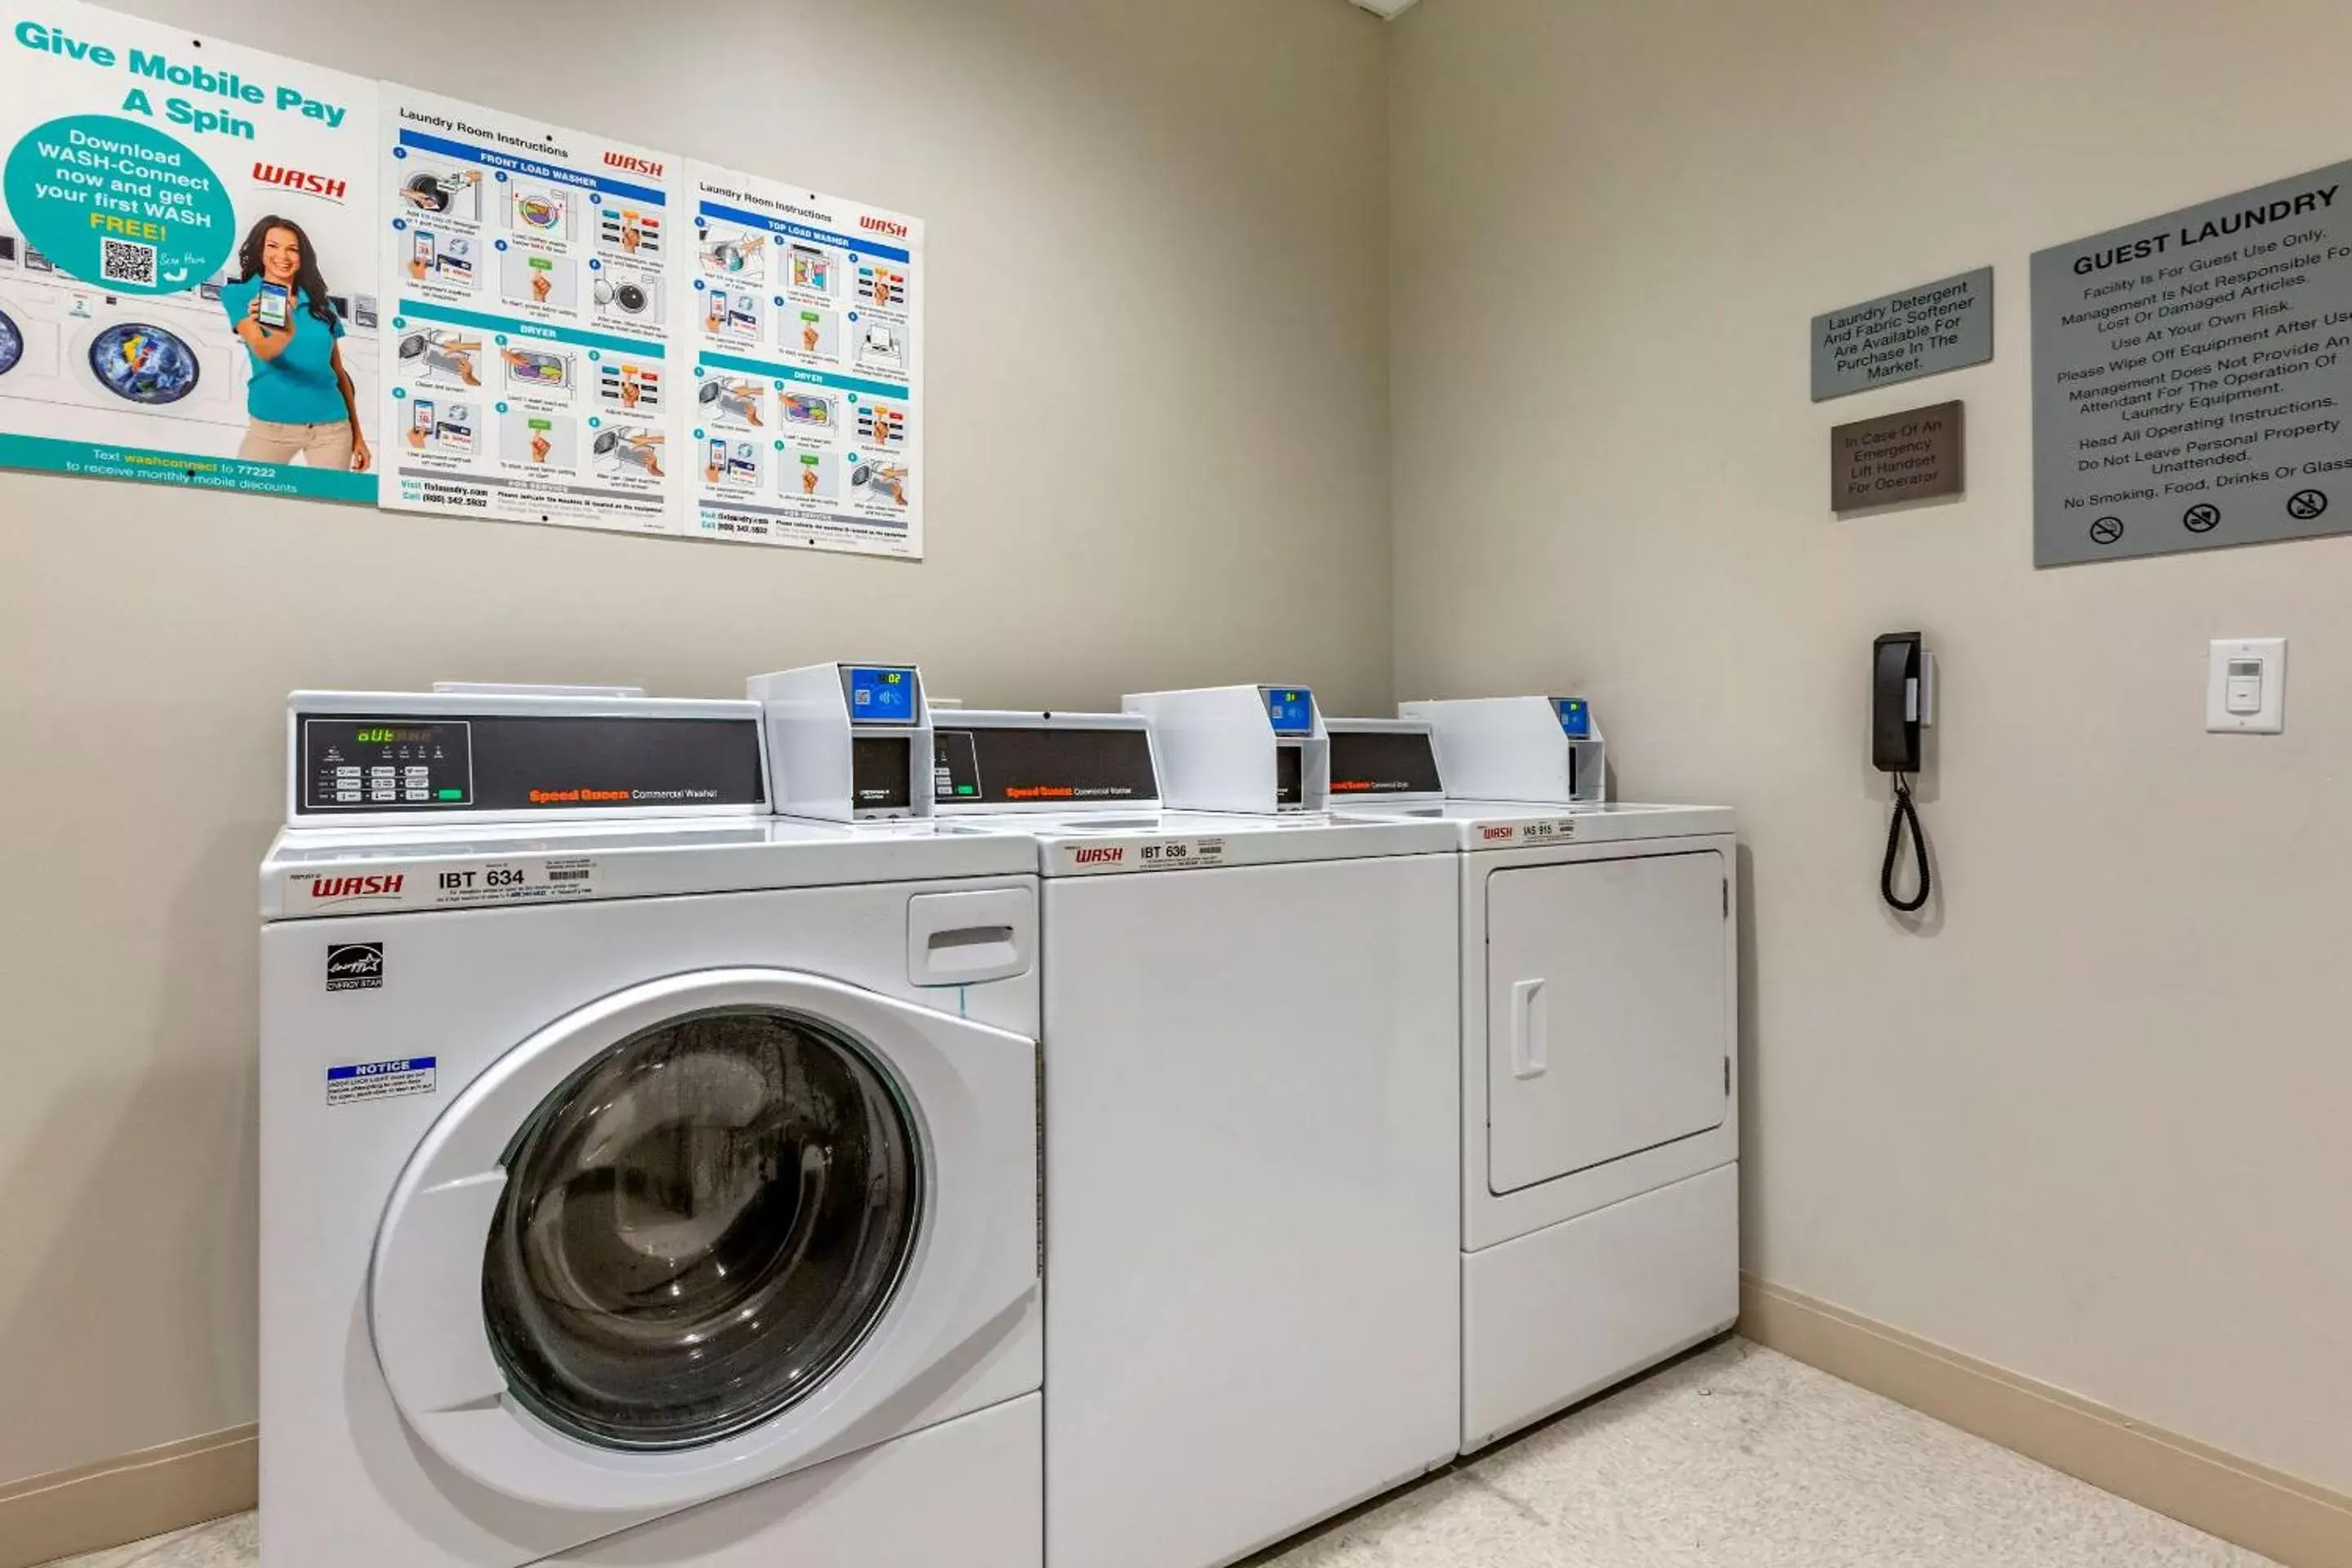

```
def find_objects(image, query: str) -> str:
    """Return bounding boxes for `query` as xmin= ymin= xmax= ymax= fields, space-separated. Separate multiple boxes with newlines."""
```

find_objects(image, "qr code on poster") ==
xmin=100 ymin=238 xmax=156 ymax=287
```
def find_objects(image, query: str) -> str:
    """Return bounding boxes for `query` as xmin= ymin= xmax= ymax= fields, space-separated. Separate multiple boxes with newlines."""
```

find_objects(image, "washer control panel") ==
xmin=302 ymin=719 xmax=472 ymax=810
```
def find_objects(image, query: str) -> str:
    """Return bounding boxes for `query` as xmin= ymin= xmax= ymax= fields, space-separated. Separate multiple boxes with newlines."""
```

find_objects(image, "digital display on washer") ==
xmin=296 ymin=714 xmax=766 ymax=814
xmin=1555 ymin=697 xmax=1592 ymax=739
xmin=1328 ymin=729 xmax=1442 ymax=795
xmin=845 ymin=666 xmax=920 ymax=724
xmin=1262 ymin=687 xmax=1315 ymax=736
xmin=933 ymin=724 xmax=1160 ymax=805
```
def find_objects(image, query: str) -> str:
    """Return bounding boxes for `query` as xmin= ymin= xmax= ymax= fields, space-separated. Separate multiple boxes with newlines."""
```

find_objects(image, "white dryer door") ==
xmin=1486 ymin=851 xmax=1731 ymax=1193
xmin=369 ymin=967 xmax=1037 ymax=1512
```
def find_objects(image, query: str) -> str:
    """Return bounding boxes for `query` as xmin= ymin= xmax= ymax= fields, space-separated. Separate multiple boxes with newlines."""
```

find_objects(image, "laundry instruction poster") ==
xmin=0 ymin=0 xmax=381 ymax=501
xmin=378 ymin=86 xmax=682 ymax=534
xmin=684 ymin=163 xmax=925 ymax=558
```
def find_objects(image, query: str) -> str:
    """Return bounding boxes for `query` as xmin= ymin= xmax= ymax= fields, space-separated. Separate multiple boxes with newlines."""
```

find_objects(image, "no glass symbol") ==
xmin=2287 ymin=488 xmax=2330 ymax=521
xmin=2089 ymin=516 xmax=2125 ymax=546
xmin=2183 ymin=503 xmax=2221 ymax=533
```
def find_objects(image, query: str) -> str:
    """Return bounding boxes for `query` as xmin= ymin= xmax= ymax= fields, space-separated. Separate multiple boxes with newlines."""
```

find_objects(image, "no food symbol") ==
xmin=2088 ymin=516 xmax=2126 ymax=546
xmin=2287 ymin=488 xmax=2330 ymax=521
xmin=2183 ymin=503 xmax=2221 ymax=533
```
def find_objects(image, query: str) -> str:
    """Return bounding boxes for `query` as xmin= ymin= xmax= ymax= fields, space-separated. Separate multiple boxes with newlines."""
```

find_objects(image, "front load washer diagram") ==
xmin=592 ymin=273 xmax=663 ymax=326
xmin=501 ymin=251 xmax=578 ymax=311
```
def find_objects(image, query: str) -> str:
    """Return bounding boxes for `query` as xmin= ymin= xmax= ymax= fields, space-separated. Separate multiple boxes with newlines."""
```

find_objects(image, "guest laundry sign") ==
xmin=2031 ymin=160 xmax=2352 ymax=566
xmin=0 ymin=2 xmax=382 ymax=501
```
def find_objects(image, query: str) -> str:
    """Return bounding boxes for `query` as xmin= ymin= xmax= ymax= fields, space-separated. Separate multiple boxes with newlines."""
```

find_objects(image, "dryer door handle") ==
xmin=1509 ymin=978 xmax=1549 ymax=1080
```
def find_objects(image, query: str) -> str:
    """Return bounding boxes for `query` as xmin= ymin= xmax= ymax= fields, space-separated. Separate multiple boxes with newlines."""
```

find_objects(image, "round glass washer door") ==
xmin=87 ymin=321 xmax=199 ymax=404
xmin=0 ymin=310 xmax=23 ymax=377
xmin=480 ymin=1004 xmax=923 ymax=1452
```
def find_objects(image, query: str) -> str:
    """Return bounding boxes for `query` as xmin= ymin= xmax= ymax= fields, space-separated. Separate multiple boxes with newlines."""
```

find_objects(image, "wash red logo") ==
xmin=860 ymin=214 xmax=911 ymax=239
xmin=252 ymin=163 xmax=348 ymax=203
xmin=310 ymin=874 xmax=405 ymax=902
xmin=1480 ymin=826 xmax=1516 ymax=843
xmin=604 ymin=151 xmax=666 ymax=179
xmin=1071 ymin=846 xmax=1125 ymax=865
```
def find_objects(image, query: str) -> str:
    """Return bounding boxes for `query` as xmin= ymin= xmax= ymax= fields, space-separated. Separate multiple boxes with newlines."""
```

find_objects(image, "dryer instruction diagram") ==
xmin=686 ymin=164 xmax=925 ymax=559
xmin=379 ymin=87 xmax=682 ymax=535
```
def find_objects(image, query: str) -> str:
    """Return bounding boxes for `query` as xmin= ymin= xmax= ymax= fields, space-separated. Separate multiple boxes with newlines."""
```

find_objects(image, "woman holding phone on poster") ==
xmin=222 ymin=215 xmax=372 ymax=472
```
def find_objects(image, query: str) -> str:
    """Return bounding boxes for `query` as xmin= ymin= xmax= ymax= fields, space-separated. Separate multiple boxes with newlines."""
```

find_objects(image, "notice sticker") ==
xmin=326 ymin=1056 xmax=437 ymax=1107
xmin=1476 ymin=818 xmax=1579 ymax=847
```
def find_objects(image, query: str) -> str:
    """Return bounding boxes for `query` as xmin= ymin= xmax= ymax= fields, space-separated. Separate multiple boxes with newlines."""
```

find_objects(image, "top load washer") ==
xmin=1329 ymin=700 xmax=1740 ymax=1452
xmin=941 ymin=684 xmax=1458 ymax=1568
xmin=260 ymin=687 xmax=1045 ymax=1568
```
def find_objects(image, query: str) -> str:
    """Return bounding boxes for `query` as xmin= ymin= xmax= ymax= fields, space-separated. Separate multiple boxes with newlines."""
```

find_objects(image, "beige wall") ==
xmin=1392 ymin=0 xmax=2351 ymax=1496
xmin=0 ymin=0 xmax=1391 ymax=1485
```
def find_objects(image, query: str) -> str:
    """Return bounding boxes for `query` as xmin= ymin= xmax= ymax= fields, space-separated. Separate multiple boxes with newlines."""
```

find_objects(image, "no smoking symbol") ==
xmin=2183 ymin=503 xmax=2221 ymax=533
xmin=2088 ymin=516 xmax=2125 ymax=546
xmin=2287 ymin=488 xmax=2330 ymax=521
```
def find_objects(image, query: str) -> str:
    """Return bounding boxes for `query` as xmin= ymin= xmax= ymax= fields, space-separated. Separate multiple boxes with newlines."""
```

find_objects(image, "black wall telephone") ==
xmin=1872 ymin=632 xmax=1933 ymax=912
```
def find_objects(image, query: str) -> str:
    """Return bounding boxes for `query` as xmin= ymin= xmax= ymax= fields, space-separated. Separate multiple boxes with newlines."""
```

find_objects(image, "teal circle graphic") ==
xmin=5 ymin=116 xmax=235 ymax=295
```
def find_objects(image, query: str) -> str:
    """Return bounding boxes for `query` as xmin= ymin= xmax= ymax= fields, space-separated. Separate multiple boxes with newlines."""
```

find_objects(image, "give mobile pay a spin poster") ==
xmin=0 ymin=1 xmax=381 ymax=501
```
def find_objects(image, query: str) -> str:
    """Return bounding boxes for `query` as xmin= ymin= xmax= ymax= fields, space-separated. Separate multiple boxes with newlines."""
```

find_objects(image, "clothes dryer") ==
xmin=1330 ymin=702 xmax=1740 ymax=1452
xmin=260 ymin=688 xmax=1044 ymax=1568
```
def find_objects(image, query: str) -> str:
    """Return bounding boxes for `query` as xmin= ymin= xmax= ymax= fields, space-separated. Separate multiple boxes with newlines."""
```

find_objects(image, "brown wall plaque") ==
xmin=1833 ymin=401 xmax=1964 ymax=512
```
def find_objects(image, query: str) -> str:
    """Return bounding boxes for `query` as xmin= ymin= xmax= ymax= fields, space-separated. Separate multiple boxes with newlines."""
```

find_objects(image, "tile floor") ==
xmin=44 ymin=1340 xmax=2274 ymax=1568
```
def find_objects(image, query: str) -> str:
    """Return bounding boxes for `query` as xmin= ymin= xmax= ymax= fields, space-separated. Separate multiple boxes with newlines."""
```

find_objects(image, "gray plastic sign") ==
xmin=1811 ymin=268 xmax=1993 ymax=401
xmin=2032 ymin=160 xmax=2352 ymax=566
xmin=1833 ymin=402 xmax=1964 ymax=511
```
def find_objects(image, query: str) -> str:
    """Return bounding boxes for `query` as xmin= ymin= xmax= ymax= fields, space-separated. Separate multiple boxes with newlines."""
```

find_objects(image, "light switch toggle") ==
xmin=2207 ymin=639 xmax=2287 ymax=733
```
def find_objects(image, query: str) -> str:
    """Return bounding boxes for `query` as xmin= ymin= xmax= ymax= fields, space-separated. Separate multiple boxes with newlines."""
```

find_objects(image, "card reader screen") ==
xmin=1555 ymin=697 xmax=1592 ymax=739
xmin=1263 ymin=688 xmax=1315 ymax=737
xmin=847 ymin=666 xmax=919 ymax=724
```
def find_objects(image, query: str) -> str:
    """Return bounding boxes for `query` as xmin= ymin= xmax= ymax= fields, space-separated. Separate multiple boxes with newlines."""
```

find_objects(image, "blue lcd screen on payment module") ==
xmin=1556 ymin=697 xmax=1591 ymax=739
xmin=1263 ymin=688 xmax=1315 ymax=736
xmin=849 ymin=666 xmax=919 ymax=724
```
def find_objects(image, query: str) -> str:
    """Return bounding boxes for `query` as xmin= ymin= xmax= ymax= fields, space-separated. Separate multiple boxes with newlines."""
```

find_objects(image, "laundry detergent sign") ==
xmin=2 ymin=114 xmax=236 ymax=292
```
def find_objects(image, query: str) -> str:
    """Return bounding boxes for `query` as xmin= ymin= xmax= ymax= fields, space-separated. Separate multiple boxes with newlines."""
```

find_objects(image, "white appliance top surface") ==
xmin=1328 ymin=799 xmax=1736 ymax=845
xmin=941 ymin=808 xmax=1458 ymax=875
xmin=261 ymin=815 xmax=1037 ymax=920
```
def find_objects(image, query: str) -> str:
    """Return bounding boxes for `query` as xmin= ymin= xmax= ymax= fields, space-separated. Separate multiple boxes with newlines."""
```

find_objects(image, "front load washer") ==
xmin=260 ymin=688 xmax=1044 ymax=1568
xmin=1331 ymin=701 xmax=1740 ymax=1452
xmin=65 ymin=287 xmax=243 ymax=430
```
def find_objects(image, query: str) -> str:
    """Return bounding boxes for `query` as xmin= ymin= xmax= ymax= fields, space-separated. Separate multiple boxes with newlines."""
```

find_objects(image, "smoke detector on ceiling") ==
xmin=1350 ymin=0 xmax=1421 ymax=16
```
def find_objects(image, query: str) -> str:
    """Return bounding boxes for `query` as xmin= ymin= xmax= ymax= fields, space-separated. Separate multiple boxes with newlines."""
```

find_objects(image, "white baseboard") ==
xmin=1740 ymin=1275 xmax=2352 ymax=1568
xmin=0 ymin=1423 xmax=255 ymax=1568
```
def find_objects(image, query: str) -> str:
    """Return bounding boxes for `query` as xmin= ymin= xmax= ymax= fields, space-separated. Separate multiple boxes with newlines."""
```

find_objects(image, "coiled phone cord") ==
xmin=1881 ymin=774 xmax=1931 ymax=913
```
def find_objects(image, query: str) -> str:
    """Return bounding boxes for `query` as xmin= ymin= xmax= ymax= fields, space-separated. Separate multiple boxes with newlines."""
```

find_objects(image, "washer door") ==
xmin=370 ymin=967 xmax=1038 ymax=1512
xmin=86 ymin=320 xmax=199 ymax=404
xmin=0 ymin=309 xmax=22 ymax=377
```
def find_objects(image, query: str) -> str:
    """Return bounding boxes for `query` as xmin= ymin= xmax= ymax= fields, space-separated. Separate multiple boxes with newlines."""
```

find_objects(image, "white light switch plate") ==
xmin=2207 ymin=638 xmax=2286 ymax=733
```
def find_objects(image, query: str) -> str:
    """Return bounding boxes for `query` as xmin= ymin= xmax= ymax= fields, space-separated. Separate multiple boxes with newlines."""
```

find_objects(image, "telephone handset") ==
xmin=1872 ymin=632 xmax=1934 ymax=913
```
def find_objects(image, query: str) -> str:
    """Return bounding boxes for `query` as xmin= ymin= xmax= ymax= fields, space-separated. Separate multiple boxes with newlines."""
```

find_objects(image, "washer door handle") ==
xmin=1509 ymin=978 xmax=1549 ymax=1080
